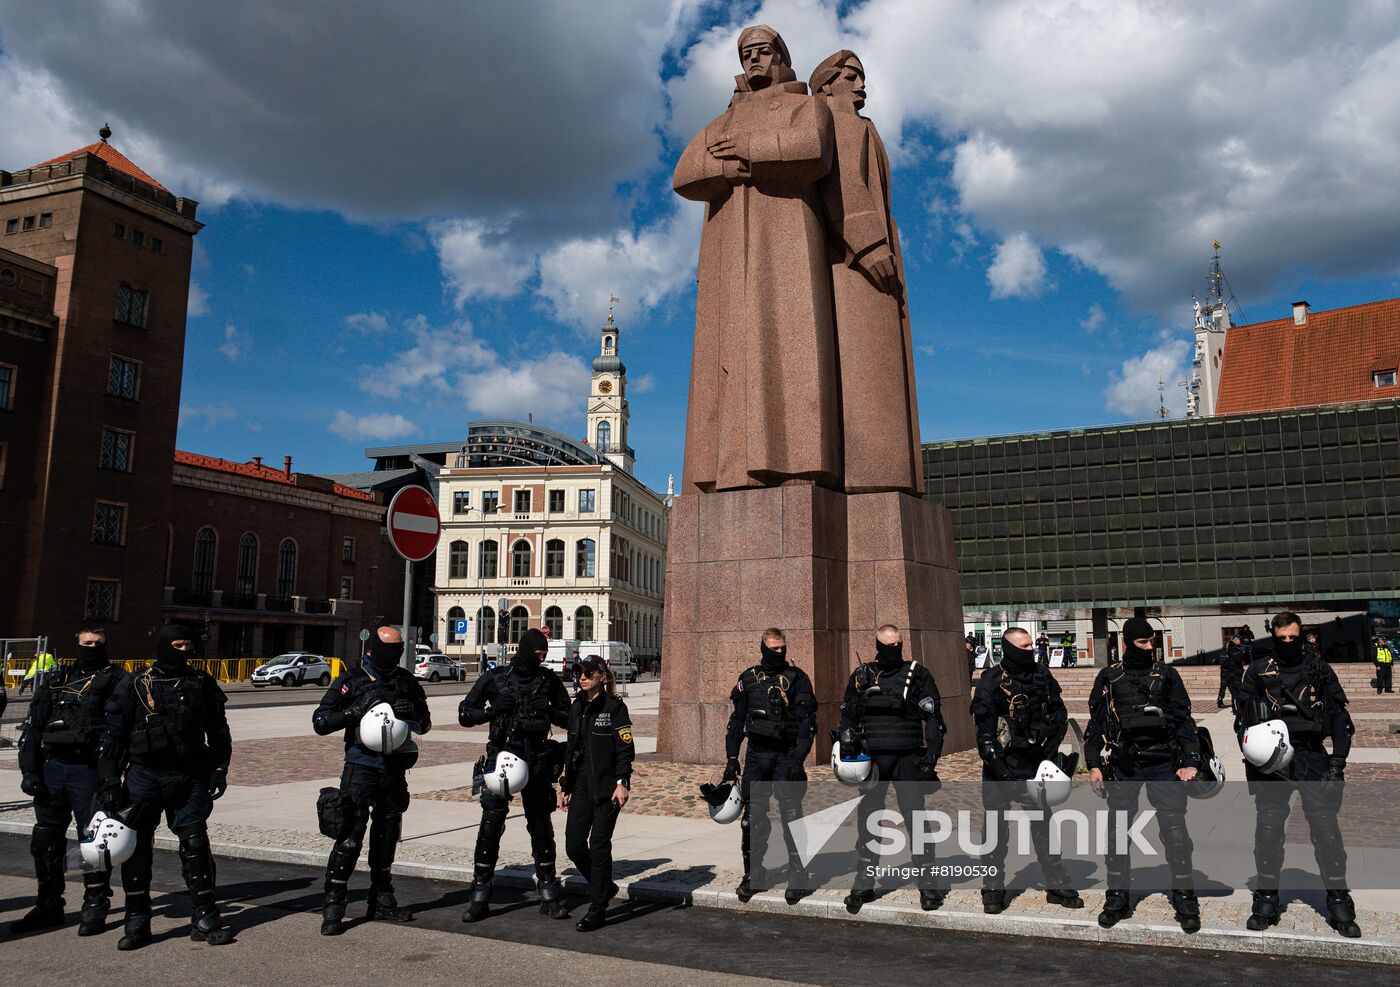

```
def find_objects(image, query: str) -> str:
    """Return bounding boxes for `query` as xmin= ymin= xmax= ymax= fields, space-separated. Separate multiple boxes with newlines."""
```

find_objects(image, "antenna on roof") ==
xmin=99 ymin=122 xmax=112 ymax=143
xmin=1157 ymin=376 xmax=1167 ymax=419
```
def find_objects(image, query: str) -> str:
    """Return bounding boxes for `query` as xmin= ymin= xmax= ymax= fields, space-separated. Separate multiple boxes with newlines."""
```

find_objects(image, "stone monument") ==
xmin=659 ymin=27 xmax=970 ymax=763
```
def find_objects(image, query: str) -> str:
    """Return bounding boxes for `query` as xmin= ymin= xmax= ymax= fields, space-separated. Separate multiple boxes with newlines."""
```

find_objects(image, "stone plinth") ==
xmin=658 ymin=482 xmax=970 ymax=763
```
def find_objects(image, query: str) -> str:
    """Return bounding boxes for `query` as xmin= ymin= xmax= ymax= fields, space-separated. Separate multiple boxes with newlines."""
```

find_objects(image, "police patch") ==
xmin=618 ymin=727 xmax=633 ymax=745
xmin=918 ymin=697 xmax=938 ymax=715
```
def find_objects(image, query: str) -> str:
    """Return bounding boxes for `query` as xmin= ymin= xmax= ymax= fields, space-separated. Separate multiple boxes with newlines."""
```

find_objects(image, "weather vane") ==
xmin=607 ymin=295 xmax=621 ymax=324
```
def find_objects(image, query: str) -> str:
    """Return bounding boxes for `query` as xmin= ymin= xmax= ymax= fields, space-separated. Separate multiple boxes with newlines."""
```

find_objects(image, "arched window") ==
xmin=236 ymin=533 xmax=258 ymax=597
xmin=544 ymin=538 xmax=565 ymax=579
xmin=511 ymin=539 xmax=532 ymax=578
xmin=576 ymin=538 xmax=596 ymax=578
xmin=597 ymin=420 xmax=611 ymax=452
xmin=478 ymin=539 xmax=498 ymax=579
xmin=509 ymin=605 xmax=530 ymax=644
xmin=575 ymin=606 xmax=594 ymax=641
xmin=449 ymin=539 xmax=469 ymax=579
xmin=544 ymin=605 xmax=563 ymax=639
xmin=276 ymin=538 xmax=297 ymax=598
xmin=192 ymin=526 xmax=217 ymax=594
xmin=476 ymin=606 xmax=495 ymax=645
xmin=446 ymin=605 xmax=465 ymax=645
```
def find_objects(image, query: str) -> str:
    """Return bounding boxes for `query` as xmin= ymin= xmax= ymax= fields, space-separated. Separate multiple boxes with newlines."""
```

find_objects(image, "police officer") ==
xmin=972 ymin=628 xmax=1083 ymax=914
xmin=1217 ymin=634 xmax=1245 ymax=710
xmin=99 ymin=623 xmax=232 ymax=949
xmin=312 ymin=626 xmax=431 ymax=935
xmin=561 ymin=654 xmax=635 ymax=932
xmin=459 ymin=628 xmax=570 ymax=922
xmin=722 ymin=628 xmax=816 ymax=904
xmin=1375 ymin=636 xmax=1394 ymax=694
xmin=13 ymin=624 xmax=128 ymax=935
xmin=840 ymin=624 xmax=946 ymax=914
xmin=1085 ymin=617 xmax=1202 ymax=933
xmin=1236 ymin=611 xmax=1359 ymax=937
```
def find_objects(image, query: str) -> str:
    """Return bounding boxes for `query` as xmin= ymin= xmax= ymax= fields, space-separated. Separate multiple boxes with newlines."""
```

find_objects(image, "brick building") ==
xmin=0 ymin=129 xmax=202 ymax=657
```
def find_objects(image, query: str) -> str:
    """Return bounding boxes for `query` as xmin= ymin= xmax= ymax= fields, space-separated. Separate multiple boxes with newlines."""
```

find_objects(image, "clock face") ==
xmin=599 ymin=380 xmax=613 ymax=394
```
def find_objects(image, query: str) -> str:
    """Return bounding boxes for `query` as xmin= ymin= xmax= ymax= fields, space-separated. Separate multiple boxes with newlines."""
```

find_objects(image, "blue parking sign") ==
xmin=453 ymin=619 xmax=469 ymax=635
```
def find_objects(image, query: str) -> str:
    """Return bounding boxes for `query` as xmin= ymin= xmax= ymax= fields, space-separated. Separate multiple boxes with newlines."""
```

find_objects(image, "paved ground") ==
xmin=0 ymin=836 xmax=1393 ymax=986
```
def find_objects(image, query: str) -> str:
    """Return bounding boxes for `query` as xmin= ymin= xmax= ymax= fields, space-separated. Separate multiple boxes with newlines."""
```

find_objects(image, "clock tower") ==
xmin=587 ymin=301 xmax=633 ymax=472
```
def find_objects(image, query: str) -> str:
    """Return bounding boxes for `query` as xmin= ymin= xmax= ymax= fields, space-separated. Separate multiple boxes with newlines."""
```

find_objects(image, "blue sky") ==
xmin=4 ymin=1 xmax=1400 ymax=496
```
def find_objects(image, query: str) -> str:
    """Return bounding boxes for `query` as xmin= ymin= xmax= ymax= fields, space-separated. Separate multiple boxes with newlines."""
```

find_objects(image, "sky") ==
xmin=3 ymin=0 xmax=1400 ymax=495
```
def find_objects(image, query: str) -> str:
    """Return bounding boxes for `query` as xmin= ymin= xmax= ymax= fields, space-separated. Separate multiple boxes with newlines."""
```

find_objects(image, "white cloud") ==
xmin=431 ymin=220 xmax=536 ymax=307
xmin=987 ymin=232 xmax=1048 ymax=299
xmin=217 ymin=323 xmax=251 ymax=361
xmin=187 ymin=280 xmax=209 ymax=317
xmin=631 ymin=373 xmax=656 ymax=393
xmin=1080 ymin=303 xmax=1108 ymax=334
xmin=344 ymin=311 xmax=390 ymax=334
xmin=328 ymin=410 xmax=419 ymax=442
xmin=1105 ymin=338 xmax=1191 ymax=419
xmin=179 ymin=402 xmax=236 ymax=428
xmin=359 ymin=316 xmax=494 ymax=398
xmin=460 ymin=351 xmax=592 ymax=422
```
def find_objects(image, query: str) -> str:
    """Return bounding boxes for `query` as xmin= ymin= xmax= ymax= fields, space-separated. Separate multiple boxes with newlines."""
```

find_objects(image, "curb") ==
xmin=3 ymin=818 xmax=1395 ymax=964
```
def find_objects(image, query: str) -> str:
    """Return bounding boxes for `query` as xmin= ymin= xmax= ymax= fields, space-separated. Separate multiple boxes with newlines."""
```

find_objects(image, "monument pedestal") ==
xmin=657 ymin=482 xmax=971 ymax=764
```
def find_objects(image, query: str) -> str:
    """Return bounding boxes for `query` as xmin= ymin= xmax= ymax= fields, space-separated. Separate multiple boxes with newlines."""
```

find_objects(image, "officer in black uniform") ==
xmin=972 ymin=627 xmax=1083 ymax=914
xmin=459 ymin=628 xmax=570 ymax=922
xmin=312 ymin=626 xmax=431 ymax=935
xmin=99 ymin=623 xmax=233 ymax=949
xmin=561 ymin=654 xmax=635 ymax=932
xmin=1217 ymin=634 xmax=1245 ymax=710
xmin=13 ymin=623 xmax=128 ymax=935
xmin=1235 ymin=611 xmax=1359 ymax=937
xmin=1085 ymin=617 xmax=1201 ymax=932
xmin=840 ymin=624 xmax=946 ymax=915
xmin=722 ymin=628 xmax=817 ymax=904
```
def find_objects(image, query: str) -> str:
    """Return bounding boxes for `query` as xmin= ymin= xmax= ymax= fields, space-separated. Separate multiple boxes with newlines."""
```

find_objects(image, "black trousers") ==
xmin=324 ymin=762 xmax=410 ymax=898
xmin=474 ymin=758 xmax=557 ymax=883
xmin=565 ymin=791 xmax=620 ymax=907
xmin=1378 ymin=663 xmax=1393 ymax=693
xmin=1103 ymin=758 xmax=1193 ymax=893
xmin=981 ymin=768 xmax=1070 ymax=891
xmin=854 ymin=750 xmax=935 ymax=891
xmin=1247 ymin=747 xmax=1348 ymax=890
xmin=740 ymin=746 xmax=806 ymax=884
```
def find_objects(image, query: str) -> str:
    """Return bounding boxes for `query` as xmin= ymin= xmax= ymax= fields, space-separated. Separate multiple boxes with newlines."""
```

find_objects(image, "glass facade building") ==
xmin=922 ymin=401 xmax=1400 ymax=612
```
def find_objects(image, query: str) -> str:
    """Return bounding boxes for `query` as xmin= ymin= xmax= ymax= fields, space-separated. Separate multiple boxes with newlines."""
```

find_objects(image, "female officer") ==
xmin=560 ymin=655 xmax=635 ymax=932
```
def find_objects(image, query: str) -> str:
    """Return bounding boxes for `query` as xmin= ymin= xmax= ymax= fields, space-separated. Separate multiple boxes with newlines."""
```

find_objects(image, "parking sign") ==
xmin=453 ymin=619 xmax=469 ymax=636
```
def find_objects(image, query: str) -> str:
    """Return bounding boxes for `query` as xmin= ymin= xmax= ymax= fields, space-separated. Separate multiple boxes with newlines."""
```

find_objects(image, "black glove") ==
xmin=837 ymin=725 xmax=863 ymax=757
xmin=1320 ymin=757 xmax=1346 ymax=800
xmin=347 ymin=689 xmax=380 ymax=720
xmin=208 ymin=769 xmax=228 ymax=801
xmin=391 ymin=697 xmax=418 ymax=720
xmin=917 ymin=758 xmax=942 ymax=791
xmin=99 ymin=780 xmax=124 ymax=814
xmin=985 ymin=756 xmax=1012 ymax=782
xmin=722 ymin=756 xmax=741 ymax=783
xmin=491 ymin=692 xmax=518 ymax=718
xmin=785 ymin=760 xmax=808 ymax=783
xmin=20 ymin=773 xmax=48 ymax=802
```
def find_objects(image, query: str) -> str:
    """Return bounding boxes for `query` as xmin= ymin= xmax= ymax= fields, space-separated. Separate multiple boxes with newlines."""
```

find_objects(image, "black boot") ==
xmin=920 ymin=888 xmax=945 ymax=911
xmin=366 ymin=808 xmax=411 ymax=922
xmin=785 ymin=864 xmax=809 ymax=905
xmin=982 ymin=888 xmax=1007 ymax=914
xmin=1326 ymin=891 xmax=1361 ymax=939
xmin=190 ymin=904 xmax=233 ymax=945
xmin=844 ymin=888 xmax=874 ymax=914
xmin=180 ymin=833 xmax=232 ymax=944
xmin=1047 ymin=888 xmax=1085 ymax=909
xmin=1246 ymin=890 xmax=1280 ymax=931
xmin=116 ymin=906 xmax=152 ymax=951
xmin=1172 ymin=890 xmax=1201 ymax=934
xmin=1098 ymin=890 xmax=1131 ymax=928
xmin=78 ymin=871 xmax=112 ymax=936
xmin=537 ymin=862 xmax=569 ymax=919
xmin=366 ymin=884 xmax=412 ymax=923
xmin=321 ymin=884 xmax=347 ymax=936
xmin=575 ymin=905 xmax=607 ymax=932
xmin=736 ymin=875 xmax=761 ymax=903
xmin=12 ymin=828 xmax=66 ymax=933
xmin=462 ymin=875 xmax=492 ymax=923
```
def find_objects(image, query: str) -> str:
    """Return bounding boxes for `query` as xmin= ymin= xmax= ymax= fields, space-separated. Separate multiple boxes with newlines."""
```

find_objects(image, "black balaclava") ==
xmin=513 ymin=628 xmax=549 ymax=676
xmin=76 ymin=638 xmax=109 ymax=671
xmin=368 ymin=634 xmax=404 ymax=672
xmin=875 ymin=637 xmax=904 ymax=671
xmin=155 ymin=623 xmax=193 ymax=671
xmin=999 ymin=635 xmax=1035 ymax=673
xmin=1272 ymin=629 xmax=1304 ymax=665
xmin=1122 ymin=618 xmax=1156 ymax=668
xmin=759 ymin=639 xmax=787 ymax=673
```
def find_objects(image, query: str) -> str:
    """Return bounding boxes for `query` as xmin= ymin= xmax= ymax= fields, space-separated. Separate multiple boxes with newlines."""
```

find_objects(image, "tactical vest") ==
xmin=857 ymin=662 xmax=923 ymax=752
xmin=989 ymin=665 xmax=1057 ymax=760
xmin=344 ymin=666 xmax=418 ymax=748
xmin=127 ymin=667 xmax=216 ymax=765
xmin=1103 ymin=661 xmax=1171 ymax=752
xmin=41 ymin=666 xmax=119 ymax=760
xmin=492 ymin=669 xmax=555 ymax=749
xmin=1255 ymin=657 xmax=1329 ymax=738
xmin=740 ymin=664 xmax=800 ymax=742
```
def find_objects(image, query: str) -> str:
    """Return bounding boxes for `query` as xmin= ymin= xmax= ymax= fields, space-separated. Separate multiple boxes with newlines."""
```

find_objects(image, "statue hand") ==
xmin=856 ymin=246 xmax=899 ymax=294
xmin=707 ymin=133 xmax=749 ymax=163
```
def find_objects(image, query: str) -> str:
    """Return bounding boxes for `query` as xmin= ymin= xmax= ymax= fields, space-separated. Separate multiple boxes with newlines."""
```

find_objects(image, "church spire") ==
xmin=587 ymin=297 xmax=633 ymax=472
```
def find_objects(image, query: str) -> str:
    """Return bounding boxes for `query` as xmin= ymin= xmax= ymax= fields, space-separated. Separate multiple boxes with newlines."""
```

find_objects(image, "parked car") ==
xmin=414 ymin=653 xmax=467 ymax=682
xmin=252 ymin=653 xmax=332 ymax=688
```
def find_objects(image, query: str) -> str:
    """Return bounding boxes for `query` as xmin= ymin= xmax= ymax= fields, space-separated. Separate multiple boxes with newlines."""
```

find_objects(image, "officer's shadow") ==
xmin=145 ymin=874 xmax=320 ymax=944
xmin=1273 ymin=868 xmax=1346 ymax=922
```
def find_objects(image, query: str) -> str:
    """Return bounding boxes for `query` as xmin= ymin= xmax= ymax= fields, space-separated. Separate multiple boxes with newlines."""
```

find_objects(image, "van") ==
xmin=577 ymin=640 xmax=636 ymax=683
xmin=546 ymin=638 xmax=584 ymax=677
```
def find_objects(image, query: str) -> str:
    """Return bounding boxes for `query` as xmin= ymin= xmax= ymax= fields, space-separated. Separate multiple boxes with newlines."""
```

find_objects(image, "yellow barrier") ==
xmin=6 ymin=656 xmax=345 ymax=685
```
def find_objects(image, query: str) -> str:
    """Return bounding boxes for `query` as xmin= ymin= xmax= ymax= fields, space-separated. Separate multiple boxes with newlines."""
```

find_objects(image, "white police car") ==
xmin=251 ymin=653 xmax=332 ymax=688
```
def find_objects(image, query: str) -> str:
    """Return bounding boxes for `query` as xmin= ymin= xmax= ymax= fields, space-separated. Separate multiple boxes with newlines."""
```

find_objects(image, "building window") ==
xmin=453 ymin=490 xmax=471 ymax=514
xmin=513 ymin=489 xmax=532 ymax=513
xmin=236 ymin=532 xmax=258 ymax=596
xmin=544 ymin=606 xmax=563 ymax=639
xmin=544 ymin=538 xmax=565 ymax=578
xmin=113 ymin=223 xmax=126 ymax=240
xmin=340 ymin=577 xmax=354 ymax=599
xmin=508 ymin=606 xmax=530 ymax=645
xmin=476 ymin=606 xmax=495 ymax=645
xmin=99 ymin=428 xmax=134 ymax=472
xmin=511 ymin=539 xmax=532 ymax=578
xmin=579 ymin=489 xmax=596 ymax=513
xmin=4 ymin=219 xmax=16 ymax=235
xmin=92 ymin=501 xmax=126 ymax=545
xmin=482 ymin=490 xmax=499 ymax=514
xmin=151 ymin=236 xmax=163 ymax=253
xmin=446 ymin=605 xmax=466 ymax=645
xmin=575 ymin=606 xmax=594 ymax=641
xmin=548 ymin=489 xmax=565 ymax=513
xmin=597 ymin=421 xmax=611 ymax=452
xmin=115 ymin=283 xmax=148 ymax=327
xmin=449 ymin=539 xmax=470 ymax=578
xmin=576 ymin=538 xmax=596 ymax=578
xmin=342 ymin=537 xmax=356 ymax=563
xmin=193 ymin=526 xmax=217 ymax=593
xmin=108 ymin=355 xmax=140 ymax=400
xmin=131 ymin=229 xmax=145 ymax=247
xmin=85 ymin=578 xmax=120 ymax=620
xmin=22 ymin=216 xmax=35 ymax=232
xmin=478 ymin=539 xmax=498 ymax=579
xmin=0 ymin=363 xmax=13 ymax=410
xmin=276 ymin=538 xmax=297 ymax=598
xmin=39 ymin=213 xmax=53 ymax=229
xmin=1375 ymin=370 xmax=1398 ymax=388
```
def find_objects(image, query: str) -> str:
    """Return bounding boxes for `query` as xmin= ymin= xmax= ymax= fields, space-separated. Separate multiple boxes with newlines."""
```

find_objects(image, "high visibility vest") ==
xmin=23 ymin=653 xmax=57 ymax=680
xmin=1379 ymin=646 xmax=1395 ymax=665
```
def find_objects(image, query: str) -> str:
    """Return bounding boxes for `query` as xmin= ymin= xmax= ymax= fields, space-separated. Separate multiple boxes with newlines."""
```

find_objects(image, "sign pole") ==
xmin=401 ymin=556 xmax=414 ymax=670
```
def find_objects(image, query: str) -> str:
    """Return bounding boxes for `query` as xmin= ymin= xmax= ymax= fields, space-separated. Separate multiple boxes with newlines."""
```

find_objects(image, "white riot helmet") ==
xmin=483 ymin=750 xmax=530 ymax=797
xmin=1242 ymin=719 xmax=1293 ymax=773
xmin=831 ymin=742 xmax=876 ymax=787
xmin=700 ymin=781 xmax=743 ymax=824
xmin=1027 ymin=759 xmax=1072 ymax=809
xmin=358 ymin=702 xmax=411 ymax=753
xmin=80 ymin=811 xmax=137 ymax=871
xmin=1188 ymin=752 xmax=1226 ymax=799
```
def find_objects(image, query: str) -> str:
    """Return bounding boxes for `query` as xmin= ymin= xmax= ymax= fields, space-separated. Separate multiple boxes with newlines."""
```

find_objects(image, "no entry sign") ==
xmin=386 ymin=485 xmax=440 ymax=562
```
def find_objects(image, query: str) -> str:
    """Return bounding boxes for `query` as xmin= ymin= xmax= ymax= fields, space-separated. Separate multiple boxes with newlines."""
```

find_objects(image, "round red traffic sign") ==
xmin=386 ymin=485 xmax=440 ymax=562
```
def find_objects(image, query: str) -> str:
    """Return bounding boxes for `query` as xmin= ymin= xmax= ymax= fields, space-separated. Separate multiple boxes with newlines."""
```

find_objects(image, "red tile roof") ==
xmin=28 ymin=140 xmax=169 ymax=193
xmin=175 ymin=451 xmax=375 ymax=503
xmin=1215 ymin=296 xmax=1400 ymax=415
